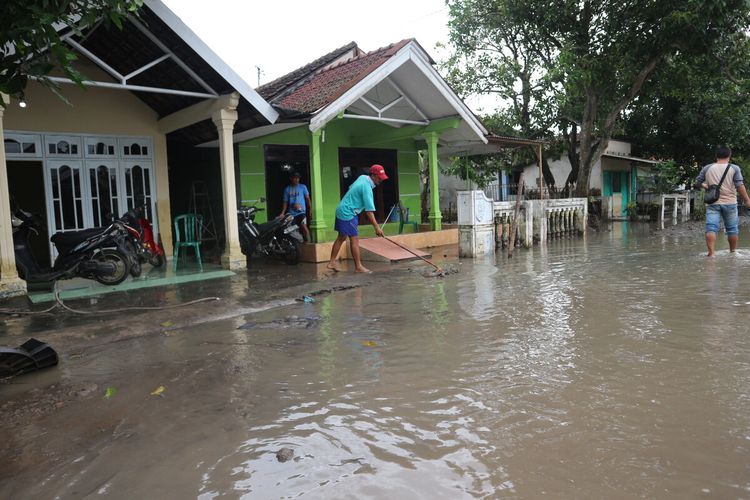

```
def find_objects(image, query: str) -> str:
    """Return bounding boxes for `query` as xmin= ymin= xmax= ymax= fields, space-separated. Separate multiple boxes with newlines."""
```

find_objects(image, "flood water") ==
xmin=3 ymin=223 xmax=750 ymax=498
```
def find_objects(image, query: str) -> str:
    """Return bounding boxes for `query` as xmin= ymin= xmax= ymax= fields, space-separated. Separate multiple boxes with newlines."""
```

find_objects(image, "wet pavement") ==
xmin=2 ymin=227 xmax=750 ymax=498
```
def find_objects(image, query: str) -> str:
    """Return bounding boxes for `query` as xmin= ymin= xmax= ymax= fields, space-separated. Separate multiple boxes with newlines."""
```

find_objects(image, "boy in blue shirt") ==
xmin=279 ymin=171 xmax=311 ymax=242
xmin=327 ymin=164 xmax=387 ymax=273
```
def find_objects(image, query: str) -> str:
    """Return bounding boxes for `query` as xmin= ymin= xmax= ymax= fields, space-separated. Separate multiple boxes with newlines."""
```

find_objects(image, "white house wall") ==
xmin=4 ymin=60 xmax=173 ymax=253
xmin=522 ymin=157 xmax=603 ymax=191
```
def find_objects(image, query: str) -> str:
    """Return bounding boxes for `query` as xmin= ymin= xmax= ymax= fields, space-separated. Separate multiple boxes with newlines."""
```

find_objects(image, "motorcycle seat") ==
xmin=258 ymin=219 xmax=283 ymax=234
xmin=51 ymin=228 xmax=105 ymax=247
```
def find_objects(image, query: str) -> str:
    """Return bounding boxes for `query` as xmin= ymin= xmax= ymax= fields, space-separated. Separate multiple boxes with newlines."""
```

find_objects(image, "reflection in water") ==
xmin=7 ymin=226 xmax=750 ymax=499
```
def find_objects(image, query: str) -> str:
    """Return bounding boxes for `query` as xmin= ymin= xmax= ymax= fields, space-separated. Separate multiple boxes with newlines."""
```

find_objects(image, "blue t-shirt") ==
xmin=336 ymin=175 xmax=376 ymax=220
xmin=283 ymin=184 xmax=309 ymax=216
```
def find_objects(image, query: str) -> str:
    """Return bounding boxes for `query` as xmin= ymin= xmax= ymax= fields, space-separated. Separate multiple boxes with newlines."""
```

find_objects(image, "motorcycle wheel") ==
xmin=124 ymin=241 xmax=142 ymax=277
xmin=281 ymin=236 xmax=300 ymax=265
xmin=147 ymin=253 xmax=164 ymax=267
xmin=93 ymin=249 xmax=130 ymax=285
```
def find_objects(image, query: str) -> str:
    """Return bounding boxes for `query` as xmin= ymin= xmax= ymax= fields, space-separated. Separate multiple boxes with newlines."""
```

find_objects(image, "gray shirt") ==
xmin=696 ymin=163 xmax=743 ymax=205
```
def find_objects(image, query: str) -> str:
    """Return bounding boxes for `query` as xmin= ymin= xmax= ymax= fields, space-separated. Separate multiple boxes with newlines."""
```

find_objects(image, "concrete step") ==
xmin=358 ymin=237 xmax=431 ymax=263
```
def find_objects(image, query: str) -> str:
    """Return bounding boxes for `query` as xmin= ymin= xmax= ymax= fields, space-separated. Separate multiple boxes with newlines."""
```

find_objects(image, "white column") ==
xmin=211 ymin=101 xmax=245 ymax=270
xmin=0 ymin=94 xmax=27 ymax=297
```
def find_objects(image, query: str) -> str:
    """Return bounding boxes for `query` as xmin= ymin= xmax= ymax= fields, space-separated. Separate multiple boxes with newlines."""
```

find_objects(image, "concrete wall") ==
xmin=3 ymin=60 xmax=174 ymax=253
xmin=237 ymin=119 xmax=423 ymax=242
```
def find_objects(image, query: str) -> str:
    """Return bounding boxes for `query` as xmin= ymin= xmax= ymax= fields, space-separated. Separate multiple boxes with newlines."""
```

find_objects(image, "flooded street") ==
xmin=3 ymin=223 xmax=750 ymax=498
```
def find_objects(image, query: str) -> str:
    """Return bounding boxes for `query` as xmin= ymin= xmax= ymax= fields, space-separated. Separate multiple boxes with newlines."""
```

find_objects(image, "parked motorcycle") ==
xmin=118 ymin=205 xmax=165 ymax=269
xmin=237 ymin=205 xmax=303 ymax=264
xmin=12 ymin=209 xmax=132 ymax=285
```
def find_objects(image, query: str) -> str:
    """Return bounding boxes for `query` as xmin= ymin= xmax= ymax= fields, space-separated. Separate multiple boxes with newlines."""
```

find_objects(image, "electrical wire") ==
xmin=0 ymin=281 xmax=220 ymax=316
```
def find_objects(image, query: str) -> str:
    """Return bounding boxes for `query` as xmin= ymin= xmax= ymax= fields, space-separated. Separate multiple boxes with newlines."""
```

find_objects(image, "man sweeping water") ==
xmin=327 ymin=165 xmax=388 ymax=273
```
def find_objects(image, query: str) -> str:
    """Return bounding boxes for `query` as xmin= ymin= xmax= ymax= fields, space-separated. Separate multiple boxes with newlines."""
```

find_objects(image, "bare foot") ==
xmin=326 ymin=262 xmax=341 ymax=272
xmin=355 ymin=266 xmax=372 ymax=274
xmin=706 ymin=252 xmax=715 ymax=257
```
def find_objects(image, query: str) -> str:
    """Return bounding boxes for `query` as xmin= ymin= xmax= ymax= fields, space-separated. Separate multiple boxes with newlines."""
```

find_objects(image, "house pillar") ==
xmin=308 ymin=129 xmax=327 ymax=242
xmin=211 ymin=104 xmax=244 ymax=270
xmin=0 ymin=94 xmax=27 ymax=297
xmin=426 ymin=131 xmax=442 ymax=231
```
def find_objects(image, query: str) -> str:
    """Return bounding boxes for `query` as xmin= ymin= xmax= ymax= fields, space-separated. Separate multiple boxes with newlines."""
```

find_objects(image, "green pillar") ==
xmin=309 ymin=129 xmax=327 ymax=242
xmin=426 ymin=131 xmax=442 ymax=231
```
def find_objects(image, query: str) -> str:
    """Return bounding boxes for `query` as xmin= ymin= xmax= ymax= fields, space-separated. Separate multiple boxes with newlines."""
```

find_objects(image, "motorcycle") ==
xmin=12 ymin=209 xmax=131 ymax=285
xmin=118 ymin=205 xmax=165 ymax=269
xmin=237 ymin=205 xmax=303 ymax=264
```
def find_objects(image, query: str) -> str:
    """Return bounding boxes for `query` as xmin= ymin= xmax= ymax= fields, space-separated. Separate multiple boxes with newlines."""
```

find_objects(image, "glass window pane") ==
xmin=4 ymin=139 xmax=21 ymax=154
xmin=125 ymin=170 xmax=132 ymax=197
xmin=76 ymin=200 xmax=83 ymax=227
xmin=51 ymin=169 xmax=59 ymax=198
xmin=73 ymin=169 xmax=81 ymax=198
xmin=54 ymin=200 xmax=61 ymax=229
xmin=59 ymin=166 xmax=75 ymax=229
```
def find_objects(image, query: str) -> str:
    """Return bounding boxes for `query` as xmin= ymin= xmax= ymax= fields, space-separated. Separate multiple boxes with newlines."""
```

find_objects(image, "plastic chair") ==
xmin=173 ymin=214 xmax=203 ymax=272
xmin=398 ymin=203 xmax=419 ymax=234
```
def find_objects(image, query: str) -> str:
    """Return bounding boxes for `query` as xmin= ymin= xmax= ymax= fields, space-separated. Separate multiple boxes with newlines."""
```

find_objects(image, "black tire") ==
xmin=129 ymin=255 xmax=142 ymax=277
xmin=147 ymin=253 xmax=164 ymax=267
xmin=93 ymin=249 xmax=130 ymax=285
xmin=123 ymin=241 xmax=141 ymax=277
xmin=282 ymin=236 xmax=300 ymax=265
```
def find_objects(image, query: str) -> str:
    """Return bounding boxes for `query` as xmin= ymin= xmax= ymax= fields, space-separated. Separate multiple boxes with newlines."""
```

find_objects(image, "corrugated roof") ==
xmin=270 ymin=39 xmax=413 ymax=115
xmin=256 ymin=41 xmax=360 ymax=102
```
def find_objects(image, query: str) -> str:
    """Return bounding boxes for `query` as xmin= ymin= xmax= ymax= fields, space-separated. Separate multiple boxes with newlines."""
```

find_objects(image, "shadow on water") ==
xmin=3 ymin=223 xmax=750 ymax=498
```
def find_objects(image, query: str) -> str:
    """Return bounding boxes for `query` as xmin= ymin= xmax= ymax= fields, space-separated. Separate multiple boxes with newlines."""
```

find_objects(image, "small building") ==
xmin=521 ymin=139 xmax=658 ymax=218
xmin=198 ymin=40 xmax=488 ymax=245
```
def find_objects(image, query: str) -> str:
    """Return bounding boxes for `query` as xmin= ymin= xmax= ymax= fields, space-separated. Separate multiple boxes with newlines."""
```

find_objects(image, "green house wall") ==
xmin=237 ymin=119 xmax=423 ymax=242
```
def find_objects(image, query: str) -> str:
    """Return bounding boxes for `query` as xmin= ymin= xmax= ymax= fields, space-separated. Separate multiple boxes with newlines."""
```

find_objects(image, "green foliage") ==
xmin=625 ymin=47 xmax=750 ymax=169
xmin=650 ymin=160 xmax=687 ymax=194
xmin=444 ymin=0 xmax=750 ymax=196
xmin=0 ymin=0 xmax=143 ymax=104
xmin=443 ymin=153 xmax=510 ymax=188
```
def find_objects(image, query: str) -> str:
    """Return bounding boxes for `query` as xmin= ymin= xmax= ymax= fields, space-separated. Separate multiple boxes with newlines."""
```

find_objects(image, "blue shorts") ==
xmin=706 ymin=203 xmax=739 ymax=235
xmin=334 ymin=216 xmax=359 ymax=237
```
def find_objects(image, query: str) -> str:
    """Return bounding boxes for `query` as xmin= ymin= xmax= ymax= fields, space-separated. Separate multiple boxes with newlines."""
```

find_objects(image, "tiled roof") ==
xmin=256 ymin=41 xmax=359 ymax=101
xmin=271 ymin=39 xmax=414 ymax=115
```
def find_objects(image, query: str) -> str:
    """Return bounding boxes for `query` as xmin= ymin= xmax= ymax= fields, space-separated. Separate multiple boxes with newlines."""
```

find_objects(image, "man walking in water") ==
xmin=327 ymin=165 xmax=388 ymax=273
xmin=696 ymin=146 xmax=750 ymax=256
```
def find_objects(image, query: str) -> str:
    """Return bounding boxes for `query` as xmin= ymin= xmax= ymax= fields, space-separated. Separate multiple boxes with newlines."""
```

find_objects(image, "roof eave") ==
xmin=308 ymin=41 xmax=487 ymax=144
xmin=144 ymin=0 xmax=278 ymax=124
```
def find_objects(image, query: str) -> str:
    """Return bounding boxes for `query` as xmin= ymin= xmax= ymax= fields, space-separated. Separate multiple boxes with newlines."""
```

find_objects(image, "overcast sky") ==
xmin=162 ymin=1 xmax=449 ymax=83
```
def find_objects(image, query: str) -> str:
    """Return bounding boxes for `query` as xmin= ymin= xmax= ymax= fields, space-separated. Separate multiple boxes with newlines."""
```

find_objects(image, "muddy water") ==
xmin=3 ymin=223 xmax=750 ymax=498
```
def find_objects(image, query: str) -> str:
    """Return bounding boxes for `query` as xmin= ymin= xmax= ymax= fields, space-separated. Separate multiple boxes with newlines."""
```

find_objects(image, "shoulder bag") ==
xmin=704 ymin=164 xmax=732 ymax=204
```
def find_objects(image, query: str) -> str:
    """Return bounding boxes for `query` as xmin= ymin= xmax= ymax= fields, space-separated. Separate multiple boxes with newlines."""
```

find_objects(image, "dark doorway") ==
xmin=7 ymin=161 xmax=51 ymax=266
xmin=338 ymin=148 xmax=398 ymax=223
xmin=264 ymin=145 xmax=311 ymax=218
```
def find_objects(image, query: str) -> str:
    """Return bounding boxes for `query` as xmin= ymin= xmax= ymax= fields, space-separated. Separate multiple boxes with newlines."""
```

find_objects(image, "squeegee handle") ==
xmin=382 ymin=236 xmax=443 ymax=272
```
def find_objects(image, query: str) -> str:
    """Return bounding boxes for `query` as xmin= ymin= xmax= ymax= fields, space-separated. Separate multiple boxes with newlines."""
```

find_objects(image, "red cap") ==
xmin=370 ymin=164 xmax=388 ymax=181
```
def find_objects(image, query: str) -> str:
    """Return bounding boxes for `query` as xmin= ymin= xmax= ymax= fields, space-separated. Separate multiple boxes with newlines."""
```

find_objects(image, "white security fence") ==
xmin=457 ymin=191 xmax=587 ymax=257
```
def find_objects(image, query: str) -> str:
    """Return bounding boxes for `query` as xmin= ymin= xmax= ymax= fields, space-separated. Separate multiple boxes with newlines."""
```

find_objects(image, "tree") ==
xmin=624 ymin=44 xmax=750 ymax=179
xmin=445 ymin=0 xmax=750 ymax=197
xmin=1 ymin=0 xmax=143 ymax=105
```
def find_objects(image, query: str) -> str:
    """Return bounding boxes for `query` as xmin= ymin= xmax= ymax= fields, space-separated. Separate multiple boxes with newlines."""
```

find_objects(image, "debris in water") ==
xmin=421 ymin=264 xmax=459 ymax=278
xmin=239 ymin=316 xmax=321 ymax=330
xmin=302 ymin=295 xmax=315 ymax=303
xmin=362 ymin=341 xmax=378 ymax=347
xmin=276 ymin=448 xmax=295 ymax=462
xmin=160 ymin=321 xmax=174 ymax=327
xmin=104 ymin=387 xmax=116 ymax=399
xmin=150 ymin=386 xmax=165 ymax=396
